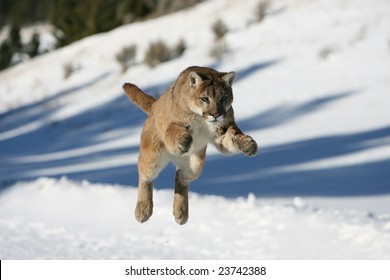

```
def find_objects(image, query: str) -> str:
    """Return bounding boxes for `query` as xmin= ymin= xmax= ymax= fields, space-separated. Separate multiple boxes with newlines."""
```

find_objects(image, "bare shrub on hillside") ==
xmin=209 ymin=40 xmax=229 ymax=60
xmin=144 ymin=39 xmax=187 ymax=68
xmin=210 ymin=19 xmax=229 ymax=60
xmin=172 ymin=39 xmax=187 ymax=58
xmin=63 ymin=62 xmax=76 ymax=79
xmin=211 ymin=19 xmax=228 ymax=41
xmin=144 ymin=40 xmax=172 ymax=67
xmin=318 ymin=46 xmax=334 ymax=60
xmin=255 ymin=0 xmax=269 ymax=22
xmin=116 ymin=44 xmax=137 ymax=73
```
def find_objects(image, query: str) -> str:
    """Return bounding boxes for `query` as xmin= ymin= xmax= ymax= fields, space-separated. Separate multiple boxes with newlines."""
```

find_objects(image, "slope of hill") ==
xmin=0 ymin=0 xmax=390 ymax=259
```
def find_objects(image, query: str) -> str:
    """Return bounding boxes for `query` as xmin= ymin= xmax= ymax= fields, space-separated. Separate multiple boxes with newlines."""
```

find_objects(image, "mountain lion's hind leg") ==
xmin=135 ymin=122 xmax=168 ymax=223
xmin=135 ymin=179 xmax=153 ymax=223
xmin=173 ymin=148 xmax=206 ymax=225
xmin=173 ymin=170 xmax=189 ymax=225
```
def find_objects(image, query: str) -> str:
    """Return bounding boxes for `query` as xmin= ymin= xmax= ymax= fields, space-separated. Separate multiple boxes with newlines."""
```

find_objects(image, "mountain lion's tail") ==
xmin=122 ymin=83 xmax=156 ymax=115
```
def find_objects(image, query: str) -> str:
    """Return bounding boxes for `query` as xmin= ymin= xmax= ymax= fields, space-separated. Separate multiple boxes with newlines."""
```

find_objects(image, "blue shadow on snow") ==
xmin=1 ymin=60 xmax=389 ymax=197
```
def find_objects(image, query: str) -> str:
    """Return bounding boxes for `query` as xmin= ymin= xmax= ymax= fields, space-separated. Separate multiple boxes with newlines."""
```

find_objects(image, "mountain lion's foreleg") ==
xmin=164 ymin=123 xmax=193 ymax=156
xmin=214 ymin=123 xmax=258 ymax=156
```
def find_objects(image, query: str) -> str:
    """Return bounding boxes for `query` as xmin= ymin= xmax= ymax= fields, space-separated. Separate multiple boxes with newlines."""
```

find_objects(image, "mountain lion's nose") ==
xmin=211 ymin=112 xmax=221 ymax=119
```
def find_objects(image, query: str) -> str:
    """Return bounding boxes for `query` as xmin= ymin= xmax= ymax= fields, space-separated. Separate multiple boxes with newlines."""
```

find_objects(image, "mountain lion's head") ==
xmin=186 ymin=68 xmax=236 ymax=124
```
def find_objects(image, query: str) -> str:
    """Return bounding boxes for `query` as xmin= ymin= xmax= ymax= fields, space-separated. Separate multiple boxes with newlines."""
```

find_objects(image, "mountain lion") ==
xmin=123 ymin=66 xmax=258 ymax=225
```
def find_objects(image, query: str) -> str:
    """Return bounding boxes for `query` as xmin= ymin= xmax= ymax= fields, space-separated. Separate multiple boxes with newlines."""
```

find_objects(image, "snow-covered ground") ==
xmin=1 ymin=0 xmax=390 ymax=259
xmin=1 ymin=177 xmax=390 ymax=259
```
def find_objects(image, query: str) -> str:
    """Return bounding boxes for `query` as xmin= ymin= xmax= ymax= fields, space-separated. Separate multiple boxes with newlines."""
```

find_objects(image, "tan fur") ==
xmin=123 ymin=66 xmax=258 ymax=225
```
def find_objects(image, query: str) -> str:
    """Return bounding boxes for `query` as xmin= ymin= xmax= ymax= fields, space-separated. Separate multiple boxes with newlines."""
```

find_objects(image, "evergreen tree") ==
xmin=50 ymin=0 xmax=123 ymax=47
xmin=0 ymin=0 xmax=12 ymax=26
xmin=26 ymin=32 xmax=40 ymax=58
xmin=0 ymin=40 xmax=13 ymax=70
xmin=0 ymin=0 xmax=52 ymax=27
xmin=49 ymin=0 xmax=85 ymax=47
xmin=0 ymin=0 xmax=200 ymax=56
xmin=9 ymin=25 xmax=23 ymax=53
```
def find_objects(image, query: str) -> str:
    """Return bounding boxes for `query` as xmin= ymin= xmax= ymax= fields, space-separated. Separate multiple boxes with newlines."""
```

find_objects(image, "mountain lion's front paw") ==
xmin=177 ymin=134 xmax=193 ymax=155
xmin=235 ymin=135 xmax=258 ymax=156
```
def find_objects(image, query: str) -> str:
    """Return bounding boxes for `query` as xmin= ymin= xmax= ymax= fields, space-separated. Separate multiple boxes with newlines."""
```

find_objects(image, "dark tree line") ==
xmin=1 ymin=0 xmax=203 ymax=44
xmin=1 ymin=0 xmax=160 ymax=46
xmin=0 ymin=0 xmax=202 ymax=70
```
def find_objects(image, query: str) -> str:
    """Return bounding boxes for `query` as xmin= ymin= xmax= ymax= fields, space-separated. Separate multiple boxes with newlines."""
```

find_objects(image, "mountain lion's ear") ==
xmin=189 ymin=72 xmax=203 ymax=88
xmin=222 ymin=71 xmax=236 ymax=86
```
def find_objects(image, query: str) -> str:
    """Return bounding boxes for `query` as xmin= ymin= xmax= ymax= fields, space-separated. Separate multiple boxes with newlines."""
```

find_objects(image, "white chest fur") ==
xmin=189 ymin=121 xmax=217 ymax=152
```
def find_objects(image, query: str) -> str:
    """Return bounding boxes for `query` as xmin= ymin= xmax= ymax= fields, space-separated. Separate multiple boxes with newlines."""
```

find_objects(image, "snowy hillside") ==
xmin=1 ymin=0 xmax=390 ymax=259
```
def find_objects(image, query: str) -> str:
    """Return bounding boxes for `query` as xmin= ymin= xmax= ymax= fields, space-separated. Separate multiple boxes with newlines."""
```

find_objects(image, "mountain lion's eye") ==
xmin=201 ymin=97 xmax=209 ymax=102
